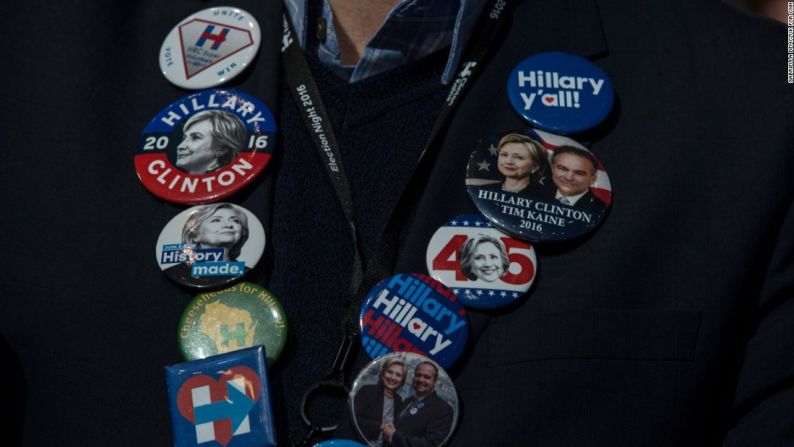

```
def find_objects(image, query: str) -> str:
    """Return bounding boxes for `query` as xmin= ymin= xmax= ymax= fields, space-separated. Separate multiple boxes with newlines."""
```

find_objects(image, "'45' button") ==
xmin=426 ymin=214 xmax=537 ymax=309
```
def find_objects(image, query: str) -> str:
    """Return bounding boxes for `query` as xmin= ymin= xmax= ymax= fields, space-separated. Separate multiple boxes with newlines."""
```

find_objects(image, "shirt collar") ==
xmin=284 ymin=0 xmax=488 ymax=84
xmin=555 ymin=189 xmax=589 ymax=206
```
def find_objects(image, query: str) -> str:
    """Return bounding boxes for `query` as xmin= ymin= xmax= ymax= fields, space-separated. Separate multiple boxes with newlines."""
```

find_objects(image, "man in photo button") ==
xmin=549 ymin=146 xmax=606 ymax=216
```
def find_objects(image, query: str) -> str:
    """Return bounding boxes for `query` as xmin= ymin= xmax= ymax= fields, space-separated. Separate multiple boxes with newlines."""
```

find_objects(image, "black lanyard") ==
xmin=280 ymin=2 xmax=512 ymax=444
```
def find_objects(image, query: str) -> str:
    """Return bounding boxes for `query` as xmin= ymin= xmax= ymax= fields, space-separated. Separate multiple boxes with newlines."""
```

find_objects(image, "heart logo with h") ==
xmin=176 ymin=366 xmax=261 ymax=446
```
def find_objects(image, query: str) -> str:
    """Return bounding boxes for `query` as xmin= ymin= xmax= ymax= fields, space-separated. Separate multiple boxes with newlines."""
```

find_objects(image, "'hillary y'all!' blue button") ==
xmin=507 ymin=52 xmax=614 ymax=134
xmin=358 ymin=273 xmax=468 ymax=369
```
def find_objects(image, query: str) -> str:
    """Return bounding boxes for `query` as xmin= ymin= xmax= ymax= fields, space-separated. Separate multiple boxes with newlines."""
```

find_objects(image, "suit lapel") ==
xmin=505 ymin=0 xmax=608 ymax=60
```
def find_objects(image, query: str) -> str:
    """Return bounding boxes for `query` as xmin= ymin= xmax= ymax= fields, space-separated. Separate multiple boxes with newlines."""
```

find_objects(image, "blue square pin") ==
xmin=165 ymin=346 xmax=276 ymax=447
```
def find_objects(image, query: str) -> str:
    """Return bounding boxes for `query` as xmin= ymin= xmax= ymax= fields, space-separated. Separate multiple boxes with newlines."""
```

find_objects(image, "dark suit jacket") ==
xmin=390 ymin=392 xmax=454 ymax=447
xmin=1 ymin=1 xmax=792 ymax=447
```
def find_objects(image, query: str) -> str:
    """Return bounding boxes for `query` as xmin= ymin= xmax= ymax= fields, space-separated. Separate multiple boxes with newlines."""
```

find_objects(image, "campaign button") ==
xmin=349 ymin=352 xmax=458 ymax=447
xmin=426 ymin=214 xmax=537 ymax=309
xmin=358 ymin=273 xmax=468 ymax=369
xmin=135 ymin=89 xmax=277 ymax=204
xmin=165 ymin=346 xmax=276 ymax=447
xmin=178 ymin=282 xmax=287 ymax=365
xmin=465 ymin=129 xmax=612 ymax=242
xmin=507 ymin=52 xmax=614 ymax=134
xmin=160 ymin=7 xmax=261 ymax=89
xmin=157 ymin=203 xmax=265 ymax=290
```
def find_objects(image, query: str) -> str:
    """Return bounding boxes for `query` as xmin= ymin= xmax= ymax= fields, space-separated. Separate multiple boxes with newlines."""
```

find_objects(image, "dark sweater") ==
xmin=265 ymin=48 xmax=450 ymax=442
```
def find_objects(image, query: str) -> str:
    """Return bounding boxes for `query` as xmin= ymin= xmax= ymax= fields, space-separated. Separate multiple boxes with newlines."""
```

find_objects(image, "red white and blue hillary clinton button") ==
xmin=426 ymin=214 xmax=536 ymax=309
xmin=358 ymin=273 xmax=468 ymax=369
xmin=156 ymin=203 xmax=265 ymax=289
xmin=135 ymin=89 xmax=276 ymax=204
xmin=507 ymin=52 xmax=614 ymax=134
xmin=160 ymin=7 xmax=261 ymax=90
xmin=465 ymin=128 xmax=613 ymax=242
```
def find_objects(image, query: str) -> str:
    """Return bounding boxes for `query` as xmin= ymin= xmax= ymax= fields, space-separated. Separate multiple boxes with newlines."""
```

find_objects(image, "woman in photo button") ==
xmin=164 ymin=203 xmax=250 ymax=283
xmin=481 ymin=133 xmax=550 ymax=195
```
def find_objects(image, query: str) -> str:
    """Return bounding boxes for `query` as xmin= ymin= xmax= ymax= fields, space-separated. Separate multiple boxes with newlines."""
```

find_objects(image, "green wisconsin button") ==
xmin=178 ymin=281 xmax=287 ymax=365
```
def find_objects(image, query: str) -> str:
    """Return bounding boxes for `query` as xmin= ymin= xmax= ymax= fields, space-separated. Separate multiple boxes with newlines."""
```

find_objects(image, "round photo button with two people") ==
xmin=465 ymin=128 xmax=612 ymax=242
xmin=349 ymin=352 xmax=459 ymax=447
xmin=156 ymin=203 xmax=265 ymax=290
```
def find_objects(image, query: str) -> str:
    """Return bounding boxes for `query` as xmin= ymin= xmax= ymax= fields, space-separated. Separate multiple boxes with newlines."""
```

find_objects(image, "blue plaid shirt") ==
xmin=284 ymin=0 xmax=488 ymax=84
